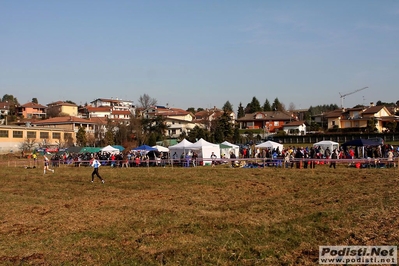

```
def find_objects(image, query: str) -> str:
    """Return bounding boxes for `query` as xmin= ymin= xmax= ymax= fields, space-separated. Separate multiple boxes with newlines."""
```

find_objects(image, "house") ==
xmin=90 ymin=98 xmax=135 ymax=114
xmin=31 ymin=116 xmax=101 ymax=136
xmin=283 ymin=120 xmax=307 ymax=135
xmin=325 ymin=103 xmax=399 ymax=132
xmin=0 ymin=101 xmax=12 ymax=125
xmin=80 ymin=106 xmax=112 ymax=118
xmin=17 ymin=102 xmax=47 ymax=119
xmin=236 ymin=111 xmax=297 ymax=133
xmin=79 ymin=98 xmax=136 ymax=123
xmin=165 ymin=117 xmax=198 ymax=138
xmin=47 ymin=101 xmax=78 ymax=117
xmin=194 ymin=107 xmax=236 ymax=130
xmin=142 ymin=105 xmax=199 ymax=137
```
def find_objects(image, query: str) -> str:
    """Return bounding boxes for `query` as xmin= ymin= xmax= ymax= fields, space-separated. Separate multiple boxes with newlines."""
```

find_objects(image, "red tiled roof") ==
xmin=86 ymin=106 xmax=112 ymax=112
xmin=89 ymin=117 xmax=108 ymax=124
xmin=324 ymin=109 xmax=343 ymax=118
xmin=111 ymin=110 xmax=131 ymax=115
xmin=47 ymin=101 xmax=77 ymax=107
xmin=32 ymin=116 xmax=94 ymax=125
xmin=362 ymin=105 xmax=386 ymax=115
xmin=0 ymin=102 xmax=11 ymax=109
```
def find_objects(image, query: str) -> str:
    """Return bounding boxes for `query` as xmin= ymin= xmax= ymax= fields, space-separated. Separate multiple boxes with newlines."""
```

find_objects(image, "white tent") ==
xmin=101 ymin=145 xmax=120 ymax=154
xmin=221 ymin=141 xmax=240 ymax=158
xmin=168 ymin=139 xmax=194 ymax=160
xmin=190 ymin=138 xmax=220 ymax=165
xmin=152 ymin=145 xmax=169 ymax=152
xmin=313 ymin=140 xmax=339 ymax=152
xmin=255 ymin=140 xmax=283 ymax=151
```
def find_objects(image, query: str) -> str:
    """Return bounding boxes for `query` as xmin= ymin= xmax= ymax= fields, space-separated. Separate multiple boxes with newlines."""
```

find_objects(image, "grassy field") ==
xmin=0 ymin=163 xmax=399 ymax=265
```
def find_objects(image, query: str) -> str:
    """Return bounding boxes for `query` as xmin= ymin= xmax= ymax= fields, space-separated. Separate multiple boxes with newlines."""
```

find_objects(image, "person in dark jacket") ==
xmin=330 ymin=149 xmax=338 ymax=169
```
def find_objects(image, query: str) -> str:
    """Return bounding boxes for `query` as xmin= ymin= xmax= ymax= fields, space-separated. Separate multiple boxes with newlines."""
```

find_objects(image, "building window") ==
xmin=40 ymin=132 xmax=49 ymax=139
xmin=27 ymin=131 xmax=36 ymax=138
xmin=0 ymin=130 xmax=8 ymax=138
xmin=64 ymin=133 xmax=72 ymax=140
xmin=13 ymin=130 xmax=23 ymax=138
xmin=171 ymin=129 xmax=176 ymax=135
xmin=331 ymin=121 xmax=336 ymax=126
xmin=274 ymin=121 xmax=279 ymax=126
xmin=52 ymin=132 xmax=61 ymax=139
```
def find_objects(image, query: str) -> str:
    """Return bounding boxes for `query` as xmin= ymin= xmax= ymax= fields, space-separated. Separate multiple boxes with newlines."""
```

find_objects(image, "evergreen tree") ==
xmin=271 ymin=98 xmax=284 ymax=111
xmin=222 ymin=101 xmax=233 ymax=112
xmin=147 ymin=133 xmax=157 ymax=146
xmin=245 ymin=97 xmax=262 ymax=113
xmin=211 ymin=112 xmax=233 ymax=143
xmin=186 ymin=107 xmax=196 ymax=114
xmin=1 ymin=94 xmax=19 ymax=117
xmin=187 ymin=125 xmax=211 ymax=142
xmin=141 ymin=116 xmax=168 ymax=144
xmin=237 ymin=102 xmax=245 ymax=118
xmin=233 ymin=126 xmax=240 ymax=143
xmin=76 ymin=127 xmax=87 ymax=146
xmin=263 ymin=99 xmax=272 ymax=111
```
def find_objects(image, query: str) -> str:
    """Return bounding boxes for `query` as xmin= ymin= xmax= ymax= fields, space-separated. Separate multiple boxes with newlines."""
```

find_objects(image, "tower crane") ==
xmin=339 ymin=87 xmax=368 ymax=108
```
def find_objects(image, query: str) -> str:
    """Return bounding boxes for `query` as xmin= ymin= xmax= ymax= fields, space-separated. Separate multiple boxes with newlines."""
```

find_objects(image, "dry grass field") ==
xmin=1 ymin=162 xmax=399 ymax=265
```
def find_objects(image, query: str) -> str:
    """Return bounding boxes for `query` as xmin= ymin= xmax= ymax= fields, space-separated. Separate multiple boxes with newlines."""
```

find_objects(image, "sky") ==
xmin=1 ymin=0 xmax=399 ymax=112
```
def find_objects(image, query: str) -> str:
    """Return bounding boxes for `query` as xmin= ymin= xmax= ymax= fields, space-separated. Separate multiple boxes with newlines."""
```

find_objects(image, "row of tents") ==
xmin=56 ymin=138 xmax=383 ymax=159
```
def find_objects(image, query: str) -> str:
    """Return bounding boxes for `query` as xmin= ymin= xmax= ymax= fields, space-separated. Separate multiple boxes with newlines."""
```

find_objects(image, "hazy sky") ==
xmin=1 ymin=1 xmax=399 ymax=111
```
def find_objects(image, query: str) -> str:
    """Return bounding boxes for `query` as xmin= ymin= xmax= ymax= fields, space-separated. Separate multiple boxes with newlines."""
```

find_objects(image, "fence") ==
xmin=276 ymin=133 xmax=399 ymax=145
xmin=1 ymin=157 xmax=398 ymax=170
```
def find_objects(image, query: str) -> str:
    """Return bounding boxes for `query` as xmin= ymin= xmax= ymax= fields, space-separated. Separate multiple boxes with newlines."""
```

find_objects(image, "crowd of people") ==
xmin=44 ymin=150 xmax=170 ymax=168
xmin=31 ymin=142 xmax=398 ymax=170
xmin=240 ymin=143 xmax=398 ymax=169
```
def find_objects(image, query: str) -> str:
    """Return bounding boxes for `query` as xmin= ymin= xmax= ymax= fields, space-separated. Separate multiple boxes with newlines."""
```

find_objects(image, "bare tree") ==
xmin=288 ymin=102 xmax=296 ymax=112
xmin=19 ymin=138 xmax=38 ymax=153
xmin=138 ymin=94 xmax=157 ymax=109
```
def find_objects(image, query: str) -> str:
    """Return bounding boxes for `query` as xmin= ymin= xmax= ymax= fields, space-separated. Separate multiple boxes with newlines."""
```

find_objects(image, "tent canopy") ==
xmin=219 ymin=143 xmax=232 ymax=149
xmin=341 ymin=138 xmax=381 ymax=148
xmin=190 ymin=138 xmax=219 ymax=149
xmin=313 ymin=140 xmax=339 ymax=151
xmin=190 ymin=138 xmax=220 ymax=163
xmin=168 ymin=139 xmax=194 ymax=150
xmin=132 ymin=145 xmax=157 ymax=151
xmin=101 ymin=145 xmax=120 ymax=153
xmin=80 ymin=147 xmax=102 ymax=153
xmin=221 ymin=141 xmax=239 ymax=149
xmin=255 ymin=140 xmax=283 ymax=151
xmin=220 ymin=141 xmax=240 ymax=158
xmin=168 ymin=139 xmax=194 ymax=159
xmin=152 ymin=145 xmax=169 ymax=152
xmin=112 ymin=145 xmax=125 ymax=152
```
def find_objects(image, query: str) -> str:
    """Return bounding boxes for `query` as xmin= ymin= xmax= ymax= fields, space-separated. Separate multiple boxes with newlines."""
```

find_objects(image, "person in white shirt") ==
xmin=43 ymin=155 xmax=54 ymax=174
xmin=91 ymin=157 xmax=105 ymax=183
